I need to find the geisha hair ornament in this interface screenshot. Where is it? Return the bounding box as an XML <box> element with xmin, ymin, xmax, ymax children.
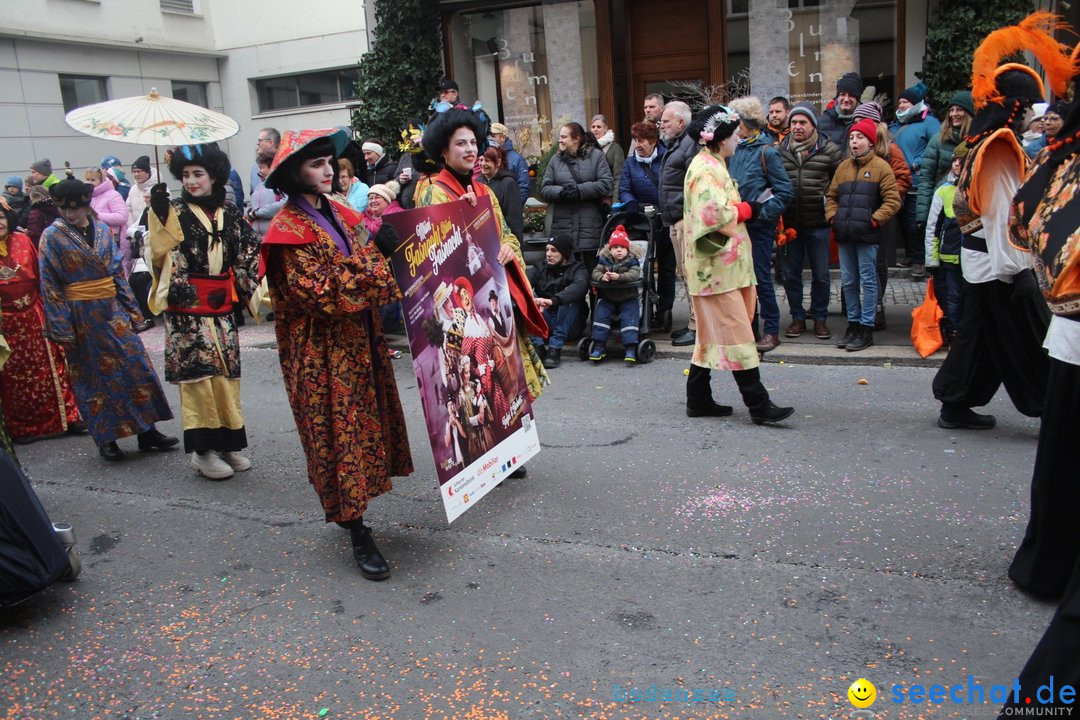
<box><xmin>700</xmin><ymin>106</ymin><xmax>739</xmax><ymax>144</ymax></box>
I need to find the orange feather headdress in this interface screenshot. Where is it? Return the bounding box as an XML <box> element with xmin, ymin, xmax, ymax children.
<box><xmin>971</xmin><ymin>11</ymin><xmax>1079</xmax><ymax>110</ymax></box>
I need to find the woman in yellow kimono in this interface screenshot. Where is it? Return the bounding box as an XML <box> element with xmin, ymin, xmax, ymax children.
<box><xmin>415</xmin><ymin>109</ymin><xmax>547</xmax><ymax>476</ymax></box>
<box><xmin>682</xmin><ymin>104</ymin><xmax>794</xmax><ymax>425</ymax></box>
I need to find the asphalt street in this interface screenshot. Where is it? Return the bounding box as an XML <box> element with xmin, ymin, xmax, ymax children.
<box><xmin>1</xmin><ymin>323</ymin><xmax>1054</xmax><ymax>720</ymax></box>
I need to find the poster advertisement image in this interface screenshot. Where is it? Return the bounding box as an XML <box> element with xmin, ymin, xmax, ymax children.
<box><xmin>382</xmin><ymin>197</ymin><xmax>540</xmax><ymax>523</ymax></box>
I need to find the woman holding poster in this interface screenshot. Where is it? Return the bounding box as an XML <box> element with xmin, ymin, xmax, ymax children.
<box><xmin>259</xmin><ymin>127</ymin><xmax>414</xmax><ymax>582</ymax></box>
<box><xmin>416</xmin><ymin>109</ymin><xmax>547</xmax><ymax>478</ymax></box>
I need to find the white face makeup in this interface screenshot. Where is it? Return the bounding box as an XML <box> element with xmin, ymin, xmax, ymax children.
<box><xmin>182</xmin><ymin>166</ymin><xmax>212</xmax><ymax>197</ymax></box>
<box><xmin>301</xmin><ymin>155</ymin><xmax>335</xmax><ymax>194</ymax></box>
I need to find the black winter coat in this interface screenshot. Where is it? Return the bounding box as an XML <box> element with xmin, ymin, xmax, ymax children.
<box><xmin>817</xmin><ymin>107</ymin><xmax>855</xmax><ymax>148</ymax></box>
<box><xmin>777</xmin><ymin>133</ymin><xmax>843</xmax><ymax>229</ymax></box>
<box><xmin>540</xmin><ymin>148</ymin><xmax>613</xmax><ymax>252</ymax></box>
<box><xmin>364</xmin><ymin>155</ymin><xmax>397</xmax><ymax>187</ymax></box>
<box><xmin>659</xmin><ymin>131</ymin><xmax>700</xmax><ymax>226</ymax></box>
<box><xmin>480</xmin><ymin>169</ymin><xmax>524</xmax><ymax>242</ymax></box>
<box><xmin>526</xmin><ymin>257</ymin><xmax>589</xmax><ymax>309</ymax></box>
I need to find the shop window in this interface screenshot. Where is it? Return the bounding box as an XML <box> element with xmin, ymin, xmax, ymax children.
<box><xmin>59</xmin><ymin>74</ymin><xmax>108</xmax><ymax>113</ymax></box>
<box><xmin>446</xmin><ymin>1</ymin><xmax>599</xmax><ymax>161</ymax></box>
<box><xmin>724</xmin><ymin>0</ymin><xmax>896</xmax><ymax>109</ymax></box>
<box><xmin>254</xmin><ymin>68</ymin><xmax>359</xmax><ymax>113</ymax></box>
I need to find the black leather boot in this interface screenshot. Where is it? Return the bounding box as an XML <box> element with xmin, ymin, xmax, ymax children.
<box><xmin>137</xmin><ymin>426</ymin><xmax>180</xmax><ymax>451</ymax></box>
<box><xmin>98</xmin><ymin>441</ymin><xmax>125</xmax><ymax>461</ymax></box>
<box><xmin>347</xmin><ymin>520</ymin><xmax>391</xmax><ymax>581</ymax></box>
<box><xmin>732</xmin><ymin>367</ymin><xmax>794</xmax><ymax>425</ymax></box>
<box><xmin>686</xmin><ymin>365</ymin><xmax>733</xmax><ymax>417</ymax></box>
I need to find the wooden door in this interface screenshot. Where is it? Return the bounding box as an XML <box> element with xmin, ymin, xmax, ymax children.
<box><xmin>625</xmin><ymin>0</ymin><xmax>724</xmax><ymax>109</ymax></box>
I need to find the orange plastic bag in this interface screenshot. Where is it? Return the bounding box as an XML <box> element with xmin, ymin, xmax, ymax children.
<box><xmin>910</xmin><ymin>277</ymin><xmax>944</xmax><ymax>357</ymax></box>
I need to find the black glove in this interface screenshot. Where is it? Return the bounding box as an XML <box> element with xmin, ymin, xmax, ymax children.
<box><xmin>1011</xmin><ymin>268</ymin><xmax>1039</xmax><ymax>301</ymax></box>
<box><xmin>746</xmin><ymin>201</ymin><xmax>762</xmax><ymax>221</ymax></box>
<box><xmin>149</xmin><ymin>183</ymin><xmax>170</xmax><ymax>222</ymax></box>
<box><xmin>372</xmin><ymin>223</ymin><xmax>398</xmax><ymax>259</ymax></box>
<box><xmin>561</xmin><ymin>184</ymin><xmax>580</xmax><ymax>201</ymax></box>
<box><xmin>915</xmin><ymin>221</ymin><xmax>927</xmax><ymax>239</ymax></box>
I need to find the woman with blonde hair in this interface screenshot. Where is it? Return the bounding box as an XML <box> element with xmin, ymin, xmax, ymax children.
<box><xmin>85</xmin><ymin>166</ymin><xmax>130</xmax><ymax>274</ymax></box>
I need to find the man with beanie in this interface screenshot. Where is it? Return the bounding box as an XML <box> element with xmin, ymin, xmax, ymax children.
<box><xmin>28</xmin><ymin>159</ymin><xmax>59</xmax><ymax>189</ymax></box>
<box><xmin>588</xmin><ymin>224</ymin><xmax>643</xmax><ymax>363</ymax></box>
<box><xmin>526</xmin><ymin>233</ymin><xmax>588</xmax><ymax>368</ymax></box>
<box><xmin>889</xmin><ymin>81</ymin><xmax>941</xmax><ymax>279</ymax></box>
<box><xmin>818</xmin><ymin>72</ymin><xmax>864</xmax><ymax>146</ymax></box>
<box><xmin>777</xmin><ymin>102</ymin><xmax>843</xmax><ymax>340</ymax></box>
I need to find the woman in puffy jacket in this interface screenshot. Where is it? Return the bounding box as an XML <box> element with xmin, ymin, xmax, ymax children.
<box><xmin>85</xmin><ymin>167</ymin><xmax>131</xmax><ymax>275</ymax></box>
<box><xmin>540</xmin><ymin>122</ymin><xmax>613</xmax><ymax>274</ymax></box>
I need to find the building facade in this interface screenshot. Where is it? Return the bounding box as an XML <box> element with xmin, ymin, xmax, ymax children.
<box><xmin>0</xmin><ymin>0</ymin><xmax>367</xmax><ymax>186</ymax></box>
<box><xmin>440</xmin><ymin>0</ymin><xmax>932</xmax><ymax>160</ymax></box>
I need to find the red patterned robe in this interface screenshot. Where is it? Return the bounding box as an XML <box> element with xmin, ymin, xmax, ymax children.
<box><xmin>0</xmin><ymin>231</ymin><xmax>81</xmax><ymax>440</ymax></box>
<box><xmin>261</xmin><ymin>198</ymin><xmax>413</xmax><ymax>523</ymax></box>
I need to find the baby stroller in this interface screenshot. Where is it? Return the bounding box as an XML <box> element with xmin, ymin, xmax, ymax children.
<box><xmin>576</xmin><ymin>206</ymin><xmax>658</xmax><ymax>363</ymax></box>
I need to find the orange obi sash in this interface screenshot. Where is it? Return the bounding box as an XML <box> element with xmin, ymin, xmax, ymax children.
<box><xmin>64</xmin><ymin>277</ymin><xmax>116</xmax><ymax>301</ymax></box>
<box><xmin>166</xmin><ymin>270</ymin><xmax>238</xmax><ymax>316</ymax></box>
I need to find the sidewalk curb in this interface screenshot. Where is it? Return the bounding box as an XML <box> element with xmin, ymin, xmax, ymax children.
<box><xmin>652</xmin><ymin>341</ymin><xmax>945</xmax><ymax>368</ymax></box>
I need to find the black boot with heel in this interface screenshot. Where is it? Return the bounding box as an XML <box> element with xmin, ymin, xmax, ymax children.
<box><xmin>685</xmin><ymin>364</ymin><xmax>733</xmax><ymax>417</ymax></box>
<box><xmin>732</xmin><ymin>367</ymin><xmax>794</xmax><ymax>425</ymax></box>
<box><xmin>346</xmin><ymin>518</ymin><xmax>391</xmax><ymax>581</ymax></box>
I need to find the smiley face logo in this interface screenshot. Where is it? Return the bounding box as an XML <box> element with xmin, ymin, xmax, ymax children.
<box><xmin>848</xmin><ymin>678</ymin><xmax>877</xmax><ymax>708</ymax></box>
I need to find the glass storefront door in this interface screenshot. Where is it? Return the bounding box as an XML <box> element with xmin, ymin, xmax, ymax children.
<box><xmin>446</xmin><ymin>1</ymin><xmax>600</xmax><ymax>161</ymax></box>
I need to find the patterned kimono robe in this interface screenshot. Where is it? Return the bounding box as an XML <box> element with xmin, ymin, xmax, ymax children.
<box><xmin>417</xmin><ymin>170</ymin><xmax>548</xmax><ymax>400</ymax></box>
<box><xmin>0</xmin><ymin>231</ymin><xmax>81</xmax><ymax>439</ymax></box>
<box><xmin>38</xmin><ymin>218</ymin><xmax>173</xmax><ymax>445</ymax></box>
<box><xmin>261</xmin><ymin>198</ymin><xmax>413</xmax><ymax>524</ymax></box>
<box><xmin>0</xmin><ymin>321</ymin><xmax>15</xmax><ymax>458</ymax></box>
<box><xmin>148</xmin><ymin>200</ymin><xmax>261</xmax><ymax>453</ymax></box>
<box><xmin>682</xmin><ymin>148</ymin><xmax>759</xmax><ymax>371</ymax></box>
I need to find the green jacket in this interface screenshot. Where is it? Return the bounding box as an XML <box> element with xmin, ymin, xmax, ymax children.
<box><xmin>916</xmin><ymin>128</ymin><xmax>962</xmax><ymax>224</ymax></box>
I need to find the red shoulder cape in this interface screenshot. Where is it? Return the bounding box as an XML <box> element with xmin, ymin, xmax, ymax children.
<box><xmin>258</xmin><ymin>197</ymin><xmax>365</xmax><ymax>278</ymax></box>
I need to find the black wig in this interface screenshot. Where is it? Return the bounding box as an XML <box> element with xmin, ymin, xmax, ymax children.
<box><xmin>264</xmin><ymin>137</ymin><xmax>341</xmax><ymax>196</ymax></box>
<box><xmin>687</xmin><ymin>104</ymin><xmax>741</xmax><ymax>150</ymax></box>
<box><xmin>167</xmin><ymin>144</ymin><xmax>232</xmax><ymax>187</ymax></box>
<box><xmin>422</xmin><ymin>108</ymin><xmax>488</xmax><ymax>167</ymax></box>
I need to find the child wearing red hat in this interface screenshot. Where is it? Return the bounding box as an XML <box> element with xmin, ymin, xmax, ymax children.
<box><xmin>825</xmin><ymin>120</ymin><xmax>902</xmax><ymax>352</ymax></box>
<box><xmin>589</xmin><ymin>225</ymin><xmax>643</xmax><ymax>362</ymax></box>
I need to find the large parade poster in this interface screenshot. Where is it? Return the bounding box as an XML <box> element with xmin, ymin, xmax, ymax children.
<box><xmin>382</xmin><ymin>197</ymin><xmax>540</xmax><ymax>523</ymax></box>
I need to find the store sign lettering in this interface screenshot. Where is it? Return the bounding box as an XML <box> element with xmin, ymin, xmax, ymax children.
<box><xmin>784</xmin><ymin>9</ymin><xmax>823</xmax><ymax>85</ymax></box>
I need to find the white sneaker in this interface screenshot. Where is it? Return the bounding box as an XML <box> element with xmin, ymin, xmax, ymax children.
<box><xmin>220</xmin><ymin>451</ymin><xmax>251</xmax><ymax>472</ymax></box>
<box><xmin>190</xmin><ymin>451</ymin><xmax>234</xmax><ymax>480</ymax></box>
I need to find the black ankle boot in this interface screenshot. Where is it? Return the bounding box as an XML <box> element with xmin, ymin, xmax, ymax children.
<box><xmin>732</xmin><ymin>367</ymin><xmax>794</xmax><ymax>425</ymax></box>
<box><xmin>686</xmin><ymin>365</ymin><xmax>733</xmax><ymax>417</ymax></box>
<box><xmin>137</xmin><ymin>426</ymin><xmax>180</xmax><ymax>451</ymax></box>
<box><xmin>348</xmin><ymin>521</ymin><xmax>390</xmax><ymax>581</ymax></box>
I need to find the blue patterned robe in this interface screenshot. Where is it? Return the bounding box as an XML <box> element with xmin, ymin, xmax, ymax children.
<box><xmin>38</xmin><ymin>218</ymin><xmax>173</xmax><ymax>445</ymax></box>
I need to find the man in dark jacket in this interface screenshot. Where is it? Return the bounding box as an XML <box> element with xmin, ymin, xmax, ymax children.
<box><xmin>362</xmin><ymin>139</ymin><xmax>397</xmax><ymax>187</ymax></box>
<box><xmin>817</xmin><ymin>72</ymin><xmax>863</xmax><ymax>147</ymax></box>
<box><xmin>658</xmin><ymin>100</ymin><xmax>699</xmax><ymax>346</ymax></box>
<box><xmin>776</xmin><ymin>103</ymin><xmax>843</xmax><ymax>340</ymax></box>
<box><xmin>491</xmin><ymin>123</ymin><xmax>531</xmax><ymax>205</ymax></box>
<box><xmin>526</xmin><ymin>234</ymin><xmax>588</xmax><ymax>368</ymax></box>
